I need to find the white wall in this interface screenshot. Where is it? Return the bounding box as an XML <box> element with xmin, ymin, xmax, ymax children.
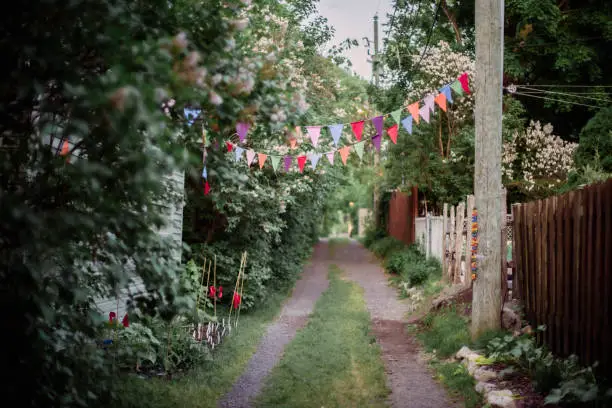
<box><xmin>415</xmin><ymin>215</ymin><xmax>444</xmax><ymax>262</ymax></box>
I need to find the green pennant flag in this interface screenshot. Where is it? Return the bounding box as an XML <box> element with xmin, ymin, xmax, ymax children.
<box><xmin>450</xmin><ymin>80</ymin><xmax>464</xmax><ymax>96</ymax></box>
<box><xmin>390</xmin><ymin>109</ymin><xmax>402</xmax><ymax>125</ymax></box>
<box><xmin>354</xmin><ymin>141</ymin><xmax>365</xmax><ymax>160</ymax></box>
<box><xmin>271</xmin><ymin>155</ymin><xmax>281</xmax><ymax>172</ymax></box>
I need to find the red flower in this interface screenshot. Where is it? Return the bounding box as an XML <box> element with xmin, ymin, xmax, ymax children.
<box><xmin>122</xmin><ymin>314</ymin><xmax>129</xmax><ymax>328</ymax></box>
<box><xmin>232</xmin><ymin>292</ymin><xmax>241</xmax><ymax>309</ymax></box>
<box><xmin>217</xmin><ymin>286</ymin><xmax>223</xmax><ymax>299</ymax></box>
<box><xmin>208</xmin><ymin>286</ymin><xmax>216</xmax><ymax>298</ymax></box>
<box><xmin>109</xmin><ymin>312</ymin><xmax>116</xmax><ymax>323</ymax></box>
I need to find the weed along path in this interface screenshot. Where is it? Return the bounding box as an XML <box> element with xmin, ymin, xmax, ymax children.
<box><xmin>218</xmin><ymin>242</ymin><xmax>330</xmax><ymax>408</ymax></box>
<box><xmin>332</xmin><ymin>240</ymin><xmax>457</xmax><ymax>408</ymax></box>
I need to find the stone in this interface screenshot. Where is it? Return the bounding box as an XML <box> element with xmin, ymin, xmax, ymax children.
<box><xmin>487</xmin><ymin>389</ymin><xmax>516</xmax><ymax>408</ymax></box>
<box><xmin>456</xmin><ymin>346</ymin><xmax>481</xmax><ymax>362</ymax></box>
<box><xmin>466</xmin><ymin>360</ymin><xmax>479</xmax><ymax>375</ymax></box>
<box><xmin>474</xmin><ymin>368</ymin><xmax>497</xmax><ymax>382</ymax></box>
<box><xmin>501</xmin><ymin>306</ymin><xmax>521</xmax><ymax>332</ymax></box>
<box><xmin>475</xmin><ymin>381</ymin><xmax>496</xmax><ymax>395</ymax></box>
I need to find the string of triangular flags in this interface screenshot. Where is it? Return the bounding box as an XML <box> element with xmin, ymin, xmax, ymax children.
<box><xmin>199</xmin><ymin>72</ymin><xmax>470</xmax><ymax>194</ymax></box>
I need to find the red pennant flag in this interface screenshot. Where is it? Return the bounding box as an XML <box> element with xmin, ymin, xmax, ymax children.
<box><xmin>122</xmin><ymin>314</ymin><xmax>129</xmax><ymax>328</ymax></box>
<box><xmin>232</xmin><ymin>292</ymin><xmax>241</xmax><ymax>309</ymax></box>
<box><xmin>387</xmin><ymin>124</ymin><xmax>398</xmax><ymax>144</ymax></box>
<box><xmin>408</xmin><ymin>102</ymin><xmax>420</xmax><ymax>124</ymax></box>
<box><xmin>60</xmin><ymin>140</ymin><xmax>70</xmax><ymax>156</ymax></box>
<box><xmin>434</xmin><ymin>93</ymin><xmax>447</xmax><ymax>112</ymax></box>
<box><xmin>350</xmin><ymin>120</ymin><xmax>365</xmax><ymax>141</ymax></box>
<box><xmin>297</xmin><ymin>155</ymin><xmax>307</xmax><ymax>173</ymax></box>
<box><xmin>459</xmin><ymin>73</ymin><xmax>471</xmax><ymax>94</ymax></box>
<box><xmin>204</xmin><ymin>180</ymin><xmax>210</xmax><ymax>195</ymax></box>
<box><xmin>226</xmin><ymin>141</ymin><xmax>234</xmax><ymax>152</ymax></box>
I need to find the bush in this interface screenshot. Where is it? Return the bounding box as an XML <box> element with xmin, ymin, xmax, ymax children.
<box><xmin>362</xmin><ymin>227</ymin><xmax>387</xmax><ymax>249</ymax></box>
<box><xmin>383</xmin><ymin>245</ymin><xmax>442</xmax><ymax>287</ymax></box>
<box><xmin>369</xmin><ymin>236</ymin><xmax>405</xmax><ymax>258</ymax></box>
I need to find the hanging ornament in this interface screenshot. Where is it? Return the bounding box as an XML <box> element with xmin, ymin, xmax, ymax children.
<box><xmin>122</xmin><ymin>314</ymin><xmax>129</xmax><ymax>328</ymax></box>
<box><xmin>232</xmin><ymin>292</ymin><xmax>242</xmax><ymax>309</ymax></box>
<box><xmin>470</xmin><ymin>208</ymin><xmax>478</xmax><ymax>281</ymax></box>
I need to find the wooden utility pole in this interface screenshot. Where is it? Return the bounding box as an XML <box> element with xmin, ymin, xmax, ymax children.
<box><xmin>471</xmin><ymin>0</ymin><xmax>504</xmax><ymax>339</ymax></box>
<box><xmin>372</xmin><ymin>14</ymin><xmax>381</xmax><ymax>228</ymax></box>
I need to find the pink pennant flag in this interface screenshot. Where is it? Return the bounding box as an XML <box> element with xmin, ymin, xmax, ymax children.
<box><xmin>387</xmin><ymin>124</ymin><xmax>398</xmax><ymax>144</ymax></box>
<box><xmin>257</xmin><ymin>153</ymin><xmax>267</xmax><ymax>169</ymax></box>
<box><xmin>306</xmin><ymin>126</ymin><xmax>321</xmax><ymax>147</ymax></box>
<box><xmin>424</xmin><ymin>94</ymin><xmax>435</xmax><ymax>113</ymax></box>
<box><xmin>419</xmin><ymin>105</ymin><xmax>430</xmax><ymax>123</ymax></box>
<box><xmin>236</xmin><ymin>122</ymin><xmax>250</xmax><ymax>143</ymax></box>
<box><xmin>459</xmin><ymin>72</ymin><xmax>471</xmax><ymax>94</ymax></box>
<box><xmin>289</xmin><ymin>137</ymin><xmax>298</xmax><ymax>149</ymax></box>
<box><xmin>246</xmin><ymin>150</ymin><xmax>256</xmax><ymax>166</ymax></box>
<box><xmin>297</xmin><ymin>155</ymin><xmax>307</xmax><ymax>173</ymax></box>
<box><xmin>339</xmin><ymin>146</ymin><xmax>351</xmax><ymax>165</ymax></box>
<box><xmin>351</xmin><ymin>120</ymin><xmax>365</xmax><ymax>141</ymax></box>
<box><xmin>326</xmin><ymin>151</ymin><xmax>335</xmax><ymax>165</ymax></box>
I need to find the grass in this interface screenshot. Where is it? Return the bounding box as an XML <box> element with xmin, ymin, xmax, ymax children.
<box><xmin>255</xmin><ymin>266</ymin><xmax>389</xmax><ymax>408</ymax></box>
<box><xmin>431</xmin><ymin>360</ymin><xmax>482</xmax><ymax>408</ymax></box>
<box><xmin>114</xmin><ymin>290</ymin><xmax>291</xmax><ymax>408</ymax></box>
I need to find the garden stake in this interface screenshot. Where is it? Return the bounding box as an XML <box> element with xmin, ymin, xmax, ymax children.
<box><xmin>196</xmin><ymin>257</ymin><xmax>207</xmax><ymax>311</ymax></box>
<box><xmin>235</xmin><ymin>252</ymin><xmax>248</xmax><ymax>328</ymax></box>
<box><xmin>228</xmin><ymin>252</ymin><xmax>245</xmax><ymax>325</ymax></box>
<box><xmin>112</xmin><ymin>294</ymin><xmax>119</xmax><ymax>367</ymax></box>
<box><xmin>213</xmin><ymin>254</ymin><xmax>217</xmax><ymax>318</ymax></box>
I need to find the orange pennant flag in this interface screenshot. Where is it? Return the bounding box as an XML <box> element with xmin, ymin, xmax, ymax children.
<box><xmin>60</xmin><ymin>140</ymin><xmax>70</xmax><ymax>156</ymax></box>
<box><xmin>387</xmin><ymin>124</ymin><xmax>398</xmax><ymax>144</ymax></box>
<box><xmin>408</xmin><ymin>102</ymin><xmax>420</xmax><ymax>124</ymax></box>
<box><xmin>297</xmin><ymin>155</ymin><xmax>307</xmax><ymax>173</ymax></box>
<box><xmin>434</xmin><ymin>93</ymin><xmax>447</xmax><ymax>112</ymax></box>
<box><xmin>289</xmin><ymin>137</ymin><xmax>297</xmax><ymax>149</ymax></box>
<box><xmin>339</xmin><ymin>146</ymin><xmax>351</xmax><ymax>165</ymax></box>
<box><xmin>258</xmin><ymin>153</ymin><xmax>268</xmax><ymax>169</ymax></box>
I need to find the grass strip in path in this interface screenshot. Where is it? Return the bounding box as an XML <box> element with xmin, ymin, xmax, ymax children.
<box><xmin>115</xmin><ymin>291</ymin><xmax>289</xmax><ymax>408</ymax></box>
<box><xmin>255</xmin><ymin>265</ymin><xmax>389</xmax><ymax>408</ymax></box>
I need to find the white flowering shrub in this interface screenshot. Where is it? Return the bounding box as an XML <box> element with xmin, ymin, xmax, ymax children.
<box><xmin>503</xmin><ymin>121</ymin><xmax>578</xmax><ymax>194</ymax></box>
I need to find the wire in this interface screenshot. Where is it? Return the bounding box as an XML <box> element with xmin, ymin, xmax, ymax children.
<box><xmin>515</xmin><ymin>86</ymin><xmax>611</xmax><ymax>104</ymax></box>
<box><xmin>411</xmin><ymin>0</ymin><xmax>441</xmax><ymax>74</ymax></box>
<box><xmin>509</xmin><ymin>91</ymin><xmax>604</xmax><ymax>110</ymax></box>
<box><xmin>513</xmin><ymin>84</ymin><xmax>612</xmax><ymax>88</ymax></box>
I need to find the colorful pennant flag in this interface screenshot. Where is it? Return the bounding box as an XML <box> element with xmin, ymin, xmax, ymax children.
<box><xmin>372</xmin><ymin>133</ymin><xmax>381</xmax><ymax>151</ymax></box>
<box><xmin>434</xmin><ymin>93</ymin><xmax>447</xmax><ymax>112</ymax></box>
<box><xmin>354</xmin><ymin>141</ymin><xmax>365</xmax><ymax>160</ymax></box>
<box><xmin>401</xmin><ymin>116</ymin><xmax>413</xmax><ymax>134</ymax></box>
<box><xmin>459</xmin><ymin>73</ymin><xmax>471</xmax><ymax>94</ymax></box>
<box><xmin>246</xmin><ymin>150</ymin><xmax>256</xmax><ymax>166</ymax></box>
<box><xmin>226</xmin><ymin>141</ymin><xmax>234</xmax><ymax>152</ymax></box>
<box><xmin>294</xmin><ymin>126</ymin><xmax>303</xmax><ymax>140</ymax></box>
<box><xmin>408</xmin><ymin>102</ymin><xmax>420</xmax><ymax>124</ymax></box>
<box><xmin>289</xmin><ymin>137</ymin><xmax>298</xmax><ymax>149</ymax></box>
<box><xmin>390</xmin><ymin>109</ymin><xmax>402</xmax><ymax>125</ymax></box>
<box><xmin>306</xmin><ymin>126</ymin><xmax>321</xmax><ymax>147</ymax></box>
<box><xmin>387</xmin><ymin>124</ymin><xmax>398</xmax><ymax>144</ymax></box>
<box><xmin>297</xmin><ymin>155</ymin><xmax>307</xmax><ymax>173</ymax></box>
<box><xmin>258</xmin><ymin>153</ymin><xmax>267</xmax><ymax>169</ymax></box>
<box><xmin>450</xmin><ymin>80</ymin><xmax>464</xmax><ymax>96</ymax></box>
<box><xmin>236</xmin><ymin>122</ymin><xmax>250</xmax><ymax>143</ymax></box>
<box><xmin>326</xmin><ymin>151</ymin><xmax>335</xmax><ymax>165</ymax></box>
<box><xmin>328</xmin><ymin>124</ymin><xmax>344</xmax><ymax>146</ymax></box>
<box><xmin>350</xmin><ymin>120</ymin><xmax>365</xmax><ymax>141</ymax></box>
<box><xmin>202</xmin><ymin>167</ymin><xmax>208</xmax><ymax>179</ymax></box>
<box><xmin>339</xmin><ymin>146</ymin><xmax>351</xmax><ymax>165</ymax></box>
<box><xmin>204</xmin><ymin>180</ymin><xmax>210</xmax><ymax>195</ymax></box>
<box><xmin>441</xmin><ymin>85</ymin><xmax>453</xmax><ymax>104</ymax></box>
<box><xmin>309</xmin><ymin>153</ymin><xmax>322</xmax><ymax>170</ymax></box>
<box><xmin>60</xmin><ymin>140</ymin><xmax>70</xmax><ymax>156</ymax></box>
<box><xmin>419</xmin><ymin>105</ymin><xmax>431</xmax><ymax>123</ymax></box>
<box><xmin>234</xmin><ymin>146</ymin><xmax>244</xmax><ymax>162</ymax></box>
<box><xmin>271</xmin><ymin>155</ymin><xmax>281</xmax><ymax>172</ymax></box>
<box><xmin>284</xmin><ymin>155</ymin><xmax>293</xmax><ymax>172</ymax></box>
<box><xmin>372</xmin><ymin>116</ymin><xmax>384</xmax><ymax>137</ymax></box>
<box><xmin>184</xmin><ymin>108</ymin><xmax>200</xmax><ymax>126</ymax></box>
<box><xmin>424</xmin><ymin>94</ymin><xmax>435</xmax><ymax>113</ymax></box>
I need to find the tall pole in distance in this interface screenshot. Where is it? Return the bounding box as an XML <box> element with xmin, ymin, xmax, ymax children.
<box><xmin>372</xmin><ymin>14</ymin><xmax>381</xmax><ymax>229</ymax></box>
<box><xmin>471</xmin><ymin>0</ymin><xmax>504</xmax><ymax>339</ymax></box>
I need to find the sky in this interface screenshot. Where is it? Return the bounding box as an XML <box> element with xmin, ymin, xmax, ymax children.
<box><xmin>317</xmin><ymin>0</ymin><xmax>395</xmax><ymax>80</ymax></box>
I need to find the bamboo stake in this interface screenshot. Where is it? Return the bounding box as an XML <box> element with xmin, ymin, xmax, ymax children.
<box><xmin>228</xmin><ymin>252</ymin><xmax>245</xmax><ymax>323</ymax></box>
<box><xmin>235</xmin><ymin>252</ymin><xmax>248</xmax><ymax>328</ymax></box>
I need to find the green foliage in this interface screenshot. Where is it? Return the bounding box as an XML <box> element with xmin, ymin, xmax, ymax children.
<box><xmin>485</xmin><ymin>331</ymin><xmax>612</xmax><ymax>404</ymax></box>
<box><xmin>418</xmin><ymin>307</ymin><xmax>471</xmax><ymax>359</ymax></box>
<box><xmin>575</xmin><ymin>108</ymin><xmax>612</xmax><ymax>173</ymax></box>
<box><xmin>369</xmin><ymin>236</ymin><xmax>405</xmax><ymax>259</ymax></box>
<box><xmin>431</xmin><ymin>361</ymin><xmax>483</xmax><ymax>408</ymax></box>
<box><xmin>383</xmin><ymin>244</ymin><xmax>441</xmax><ymax>288</ymax></box>
<box><xmin>256</xmin><ymin>266</ymin><xmax>389</xmax><ymax>407</ymax></box>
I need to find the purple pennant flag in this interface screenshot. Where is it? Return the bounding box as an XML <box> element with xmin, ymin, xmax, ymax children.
<box><xmin>372</xmin><ymin>116</ymin><xmax>384</xmax><ymax>138</ymax></box>
<box><xmin>306</xmin><ymin>126</ymin><xmax>321</xmax><ymax>147</ymax></box>
<box><xmin>424</xmin><ymin>94</ymin><xmax>435</xmax><ymax>113</ymax></box>
<box><xmin>284</xmin><ymin>155</ymin><xmax>293</xmax><ymax>172</ymax></box>
<box><xmin>372</xmin><ymin>133</ymin><xmax>381</xmax><ymax>151</ymax></box>
<box><xmin>328</xmin><ymin>124</ymin><xmax>344</xmax><ymax>146</ymax></box>
<box><xmin>419</xmin><ymin>105</ymin><xmax>431</xmax><ymax>123</ymax></box>
<box><xmin>236</xmin><ymin>122</ymin><xmax>250</xmax><ymax>143</ymax></box>
<box><xmin>440</xmin><ymin>85</ymin><xmax>453</xmax><ymax>104</ymax></box>
<box><xmin>401</xmin><ymin>116</ymin><xmax>413</xmax><ymax>134</ymax></box>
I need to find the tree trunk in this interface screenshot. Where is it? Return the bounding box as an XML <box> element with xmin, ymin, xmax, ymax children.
<box><xmin>441</xmin><ymin>0</ymin><xmax>462</xmax><ymax>45</ymax></box>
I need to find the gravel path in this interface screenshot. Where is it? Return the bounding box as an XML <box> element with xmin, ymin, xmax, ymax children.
<box><xmin>218</xmin><ymin>242</ymin><xmax>329</xmax><ymax>408</ymax></box>
<box><xmin>332</xmin><ymin>240</ymin><xmax>457</xmax><ymax>408</ymax></box>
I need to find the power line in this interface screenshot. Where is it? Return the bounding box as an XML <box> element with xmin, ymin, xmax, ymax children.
<box><xmin>515</xmin><ymin>86</ymin><xmax>611</xmax><ymax>104</ymax></box>
<box><xmin>509</xmin><ymin>91</ymin><xmax>605</xmax><ymax>110</ymax></box>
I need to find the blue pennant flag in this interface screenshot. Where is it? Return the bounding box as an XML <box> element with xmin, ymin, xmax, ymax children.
<box><xmin>401</xmin><ymin>116</ymin><xmax>413</xmax><ymax>134</ymax></box>
<box><xmin>328</xmin><ymin>124</ymin><xmax>344</xmax><ymax>146</ymax></box>
<box><xmin>202</xmin><ymin>167</ymin><xmax>207</xmax><ymax>179</ymax></box>
<box><xmin>440</xmin><ymin>85</ymin><xmax>453</xmax><ymax>104</ymax></box>
<box><xmin>184</xmin><ymin>107</ymin><xmax>201</xmax><ymax>126</ymax></box>
<box><xmin>234</xmin><ymin>146</ymin><xmax>244</xmax><ymax>162</ymax></box>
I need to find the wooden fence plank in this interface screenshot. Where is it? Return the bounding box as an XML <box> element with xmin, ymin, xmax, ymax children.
<box><xmin>603</xmin><ymin>181</ymin><xmax>612</xmax><ymax>369</ymax></box>
<box><xmin>454</xmin><ymin>201</ymin><xmax>465</xmax><ymax>284</ymax></box>
<box><xmin>563</xmin><ymin>191</ymin><xmax>572</xmax><ymax>356</ymax></box>
<box><xmin>549</xmin><ymin>196</ymin><xmax>559</xmax><ymax>354</ymax></box>
<box><xmin>573</xmin><ymin>190</ymin><xmax>582</xmax><ymax>360</ymax></box>
<box><xmin>542</xmin><ymin>197</ymin><xmax>550</xmax><ymax>346</ymax></box>
<box><xmin>584</xmin><ymin>186</ymin><xmax>594</xmax><ymax>364</ymax></box>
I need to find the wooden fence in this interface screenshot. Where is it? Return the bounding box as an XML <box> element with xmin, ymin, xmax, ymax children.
<box><xmin>387</xmin><ymin>187</ymin><xmax>418</xmax><ymax>246</ymax></box>
<box><xmin>512</xmin><ymin>179</ymin><xmax>612</xmax><ymax>372</ymax></box>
